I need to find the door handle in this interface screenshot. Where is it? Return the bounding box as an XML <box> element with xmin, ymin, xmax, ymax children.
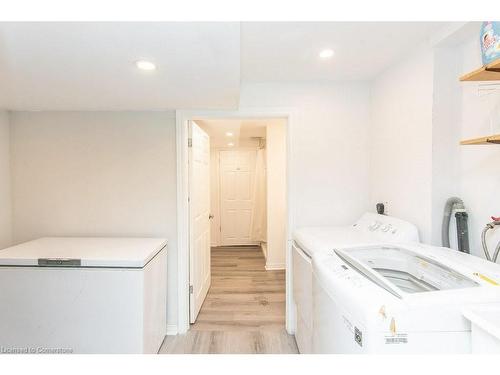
<box><xmin>209</xmin><ymin>214</ymin><xmax>214</xmax><ymax>220</ymax></box>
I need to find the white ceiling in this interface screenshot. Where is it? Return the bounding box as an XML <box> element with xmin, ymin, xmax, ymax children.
<box><xmin>0</xmin><ymin>22</ymin><xmax>454</xmax><ymax>110</ymax></box>
<box><xmin>196</xmin><ymin>119</ymin><xmax>267</xmax><ymax>148</ymax></box>
<box><xmin>0</xmin><ymin>22</ymin><xmax>240</xmax><ymax>110</ymax></box>
<box><xmin>241</xmin><ymin>22</ymin><xmax>449</xmax><ymax>82</ymax></box>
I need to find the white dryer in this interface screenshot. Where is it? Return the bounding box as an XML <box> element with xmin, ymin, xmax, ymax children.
<box><xmin>312</xmin><ymin>243</ymin><xmax>500</xmax><ymax>353</ymax></box>
<box><xmin>292</xmin><ymin>212</ymin><xmax>419</xmax><ymax>353</ymax></box>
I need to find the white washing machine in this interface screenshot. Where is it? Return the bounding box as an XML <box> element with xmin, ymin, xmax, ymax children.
<box><xmin>0</xmin><ymin>237</ymin><xmax>167</xmax><ymax>354</ymax></box>
<box><xmin>312</xmin><ymin>243</ymin><xmax>500</xmax><ymax>353</ymax></box>
<box><xmin>292</xmin><ymin>212</ymin><xmax>419</xmax><ymax>353</ymax></box>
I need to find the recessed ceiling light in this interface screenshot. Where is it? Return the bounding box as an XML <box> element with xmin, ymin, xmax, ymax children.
<box><xmin>319</xmin><ymin>49</ymin><xmax>334</xmax><ymax>59</ymax></box>
<box><xmin>135</xmin><ymin>60</ymin><xmax>156</xmax><ymax>71</ymax></box>
<box><xmin>225</xmin><ymin>132</ymin><xmax>234</xmax><ymax>137</ymax></box>
<box><xmin>227</xmin><ymin>142</ymin><xmax>234</xmax><ymax>147</ymax></box>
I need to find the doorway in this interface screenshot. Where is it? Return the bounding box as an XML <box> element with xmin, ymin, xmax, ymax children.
<box><xmin>172</xmin><ymin>112</ymin><xmax>293</xmax><ymax>353</ymax></box>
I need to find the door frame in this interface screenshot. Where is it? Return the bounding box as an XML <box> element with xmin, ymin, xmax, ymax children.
<box><xmin>176</xmin><ymin>108</ymin><xmax>297</xmax><ymax>335</ymax></box>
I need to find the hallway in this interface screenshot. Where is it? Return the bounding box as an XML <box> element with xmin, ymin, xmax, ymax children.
<box><xmin>159</xmin><ymin>246</ymin><xmax>298</xmax><ymax>354</ymax></box>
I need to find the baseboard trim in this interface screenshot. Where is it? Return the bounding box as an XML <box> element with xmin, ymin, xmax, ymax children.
<box><xmin>166</xmin><ymin>324</ymin><xmax>178</xmax><ymax>336</ymax></box>
<box><xmin>216</xmin><ymin>243</ymin><xmax>261</xmax><ymax>248</ymax></box>
<box><xmin>261</xmin><ymin>242</ymin><xmax>268</xmax><ymax>260</ymax></box>
<box><xmin>265</xmin><ymin>263</ymin><xmax>285</xmax><ymax>271</ymax></box>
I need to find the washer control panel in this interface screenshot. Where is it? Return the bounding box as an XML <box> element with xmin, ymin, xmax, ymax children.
<box><xmin>353</xmin><ymin>212</ymin><xmax>419</xmax><ymax>242</ymax></box>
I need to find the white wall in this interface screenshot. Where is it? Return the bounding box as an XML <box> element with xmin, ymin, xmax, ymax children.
<box><xmin>0</xmin><ymin>111</ymin><xmax>12</xmax><ymax>249</ymax></box>
<box><xmin>430</xmin><ymin>47</ymin><xmax>462</xmax><ymax>245</ymax></box>
<box><xmin>369</xmin><ymin>49</ymin><xmax>435</xmax><ymax>243</ymax></box>
<box><xmin>239</xmin><ymin>82</ymin><xmax>372</xmax><ymax>229</ymax></box>
<box><xmin>266</xmin><ymin>119</ymin><xmax>287</xmax><ymax>269</ymax></box>
<box><xmin>9</xmin><ymin>111</ymin><xmax>178</xmax><ymax>328</ymax></box>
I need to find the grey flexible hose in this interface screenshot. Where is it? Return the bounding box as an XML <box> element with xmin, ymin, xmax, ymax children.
<box><xmin>481</xmin><ymin>221</ymin><xmax>500</xmax><ymax>262</ymax></box>
<box><xmin>493</xmin><ymin>241</ymin><xmax>500</xmax><ymax>263</ymax></box>
<box><xmin>481</xmin><ymin>225</ymin><xmax>492</xmax><ymax>261</ymax></box>
<box><xmin>442</xmin><ymin>197</ymin><xmax>465</xmax><ymax>248</ymax></box>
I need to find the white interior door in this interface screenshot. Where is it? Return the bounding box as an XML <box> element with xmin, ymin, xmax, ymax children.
<box><xmin>189</xmin><ymin>121</ymin><xmax>211</xmax><ymax>323</ymax></box>
<box><xmin>219</xmin><ymin>150</ymin><xmax>257</xmax><ymax>246</ymax></box>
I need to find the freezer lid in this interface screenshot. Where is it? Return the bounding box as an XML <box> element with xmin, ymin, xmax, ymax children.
<box><xmin>0</xmin><ymin>237</ymin><xmax>167</xmax><ymax>268</ymax></box>
<box><xmin>334</xmin><ymin>245</ymin><xmax>479</xmax><ymax>298</ymax></box>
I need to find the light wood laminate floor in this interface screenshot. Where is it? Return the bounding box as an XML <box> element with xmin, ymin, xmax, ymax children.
<box><xmin>159</xmin><ymin>246</ymin><xmax>298</xmax><ymax>354</ymax></box>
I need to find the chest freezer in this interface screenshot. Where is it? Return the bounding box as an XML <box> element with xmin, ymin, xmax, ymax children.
<box><xmin>0</xmin><ymin>237</ymin><xmax>167</xmax><ymax>354</ymax></box>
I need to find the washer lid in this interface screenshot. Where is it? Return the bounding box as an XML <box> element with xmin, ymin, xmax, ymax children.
<box><xmin>334</xmin><ymin>245</ymin><xmax>479</xmax><ymax>298</ymax></box>
<box><xmin>0</xmin><ymin>237</ymin><xmax>167</xmax><ymax>268</ymax></box>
